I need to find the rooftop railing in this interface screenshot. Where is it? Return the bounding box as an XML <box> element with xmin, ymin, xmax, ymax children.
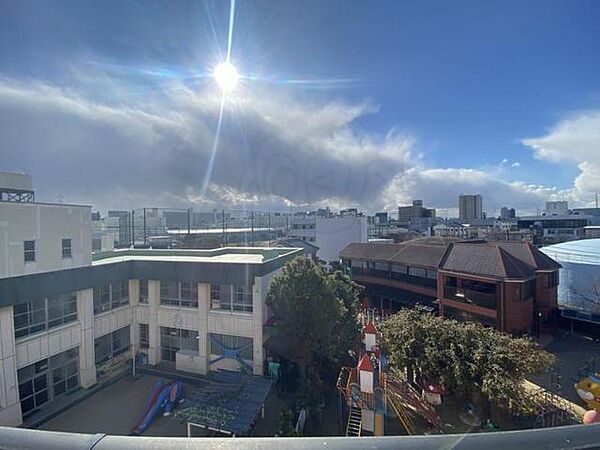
<box><xmin>0</xmin><ymin>424</ymin><xmax>599</xmax><ymax>449</ymax></box>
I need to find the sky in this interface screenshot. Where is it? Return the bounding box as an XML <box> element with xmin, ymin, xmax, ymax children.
<box><xmin>1</xmin><ymin>0</ymin><xmax>600</xmax><ymax>217</ymax></box>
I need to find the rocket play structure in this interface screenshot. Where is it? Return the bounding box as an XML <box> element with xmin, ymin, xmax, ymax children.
<box><xmin>336</xmin><ymin>320</ymin><xmax>443</xmax><ymax>436</ymax></box>
<box><xmin>132</xmin><ymin>380</ymin><xmax>185</xmax><ymax>435</ymax></box>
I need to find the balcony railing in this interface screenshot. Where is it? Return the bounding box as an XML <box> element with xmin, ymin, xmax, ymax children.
<box><xmin>351</xmin><ymin>267</ymin><xmax>437</xmax><ymax>289</ymax></box>
<box><xmin>0</xmin><ymin>424</ymin><xmax>599</xmax><ymax>449</ymax></box>
<box><xmin>444</xmin><ymin>286</ymin><xmax>497</xmax><ymax>310</ymax></box>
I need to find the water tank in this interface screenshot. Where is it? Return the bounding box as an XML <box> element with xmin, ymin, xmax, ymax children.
<box><xmin>541</xmin><ymin>239</ymin><xmax>600</xmax><ymax>314</ymax></box>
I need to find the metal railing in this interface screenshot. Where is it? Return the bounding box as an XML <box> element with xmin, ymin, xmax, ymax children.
<box><xmin>0</xmin><ymin>425</ymin><xmax>599</xmax><ymax>449</ymax></box>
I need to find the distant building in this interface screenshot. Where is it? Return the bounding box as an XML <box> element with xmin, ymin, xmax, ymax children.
<box><xmin>289</xmin><ymin>214</ymin><xmax>368</xmax><ymax>265</ymax></box>
<box><xmin>374</xmin><ymin>212</ymin><xmax>389</xmax><ymax>224</ymax></box>
<box><xmin>517</xmin><ymin>215</ymin><xmax>591</xmax><ymax>245</ymax></box>
<box><xmin>499</xmin><ymin>206</ymin><xmax>516</xmax><ymax>220</ymax></box>
<box><xmin>340</xmin><ymin>238</ymin><xmax>560</xmax><ymax>336</ymax></box>
<box><xmin>398</xmin><ymin>200</ymin><xmax>436</xmax><ymax>225</ymax></box>
<box><xmin>545</xmin><ymin>201</ymin><xmax>569</xmax><ymax>216</ymax></box>
<box><xmin>458</xmin><ymin>194</ymin><xmax>483</xmax><ymax>220</ymax></box>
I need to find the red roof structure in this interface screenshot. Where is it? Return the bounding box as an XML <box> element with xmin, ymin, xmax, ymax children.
<box><xmin>357</xmin><ymin>353</ymin><xmax>374</xmax><ymax>372</ymax></box>
<box><xmin>363</xmin><ymin>321</ymin><xmax>377</xmax><ymax>334</ymax></box>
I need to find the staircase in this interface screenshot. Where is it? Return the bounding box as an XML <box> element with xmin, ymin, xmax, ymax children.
<box><xmin>345</xmin><ymin>406</ymin><xmax>362</xmax><ymax>436</ymax></box>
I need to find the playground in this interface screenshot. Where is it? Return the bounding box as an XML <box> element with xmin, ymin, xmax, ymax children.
<box><xmin>335</xmin><ymin>310</ymin><xmax>584</xmax><ymax>437</ymax></box>
<box><xmin>41</xmin><ymin>371</ymin><xmax>274</xmax><ymax>437</ymax></box>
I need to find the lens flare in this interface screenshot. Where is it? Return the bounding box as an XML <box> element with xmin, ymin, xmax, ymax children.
<box><xmin>213</xmin><ymin>62</ymin><xmax>239</xmax><ymax>92</ymax></box>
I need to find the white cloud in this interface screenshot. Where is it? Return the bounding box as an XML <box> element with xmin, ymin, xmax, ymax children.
<box><xmin>0</xmin><ymin>76</ymin><xmax>564</xmax><ymax>216</ymax></box>
<box><xmin>522</xmin><ymin>111</ymin><xmax>600</xmax><ymax>204</ymax></box>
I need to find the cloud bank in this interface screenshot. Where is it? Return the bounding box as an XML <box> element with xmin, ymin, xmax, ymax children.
<box><xmin>0</xmin><ymin>76</ymin><xmax>571</xmax><ymax>215</ymax></box>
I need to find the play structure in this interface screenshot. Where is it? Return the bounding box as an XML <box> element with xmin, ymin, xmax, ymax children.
<box><xmin>576</xmin><ymin>373</ymin><xmax>600</xmax><ymax>411</ymax></box>
<box><xmin>132</xmin><ymin>380</ymin><xmax>185</xmax><ymax>435</ymax></box>
<box><xmin>336</xmin><ymin>318</ymin><xmax>443</xmax><ymax>436</ymax></box>
<box><xmin>173</xmin><ymin>370</ymin><xmax>272</xmax><ymax>437</ymax></box>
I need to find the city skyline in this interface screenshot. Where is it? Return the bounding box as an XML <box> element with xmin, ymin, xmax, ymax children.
<box><xmin>1</xmin><ymin>1</ymin><xmax>600</xmax><ymax>215</ymax></box>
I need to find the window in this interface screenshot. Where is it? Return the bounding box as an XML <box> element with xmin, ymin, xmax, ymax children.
<box><xmin>94</xmin><ymin>326</ymin><xmax>131</xmax><ymax>366</ymax></box>
<box><xmin>111</xmin><ymin>281</ymin><xmax>129</xmax><ymax>308</ymax></box>
<box><xmin>61</xmin><ymin>238</ymin><xmax>72</xmax><ymax>258</ymax></box>
<box><xmin>408</xmin><ymin>266</ymin><xmax>427</xmax><ymax>278</ymax></box>
<box><xmin>160</xmin><ymin>281</ymin><xmax>198</xmax><ymax>308</ymax></box>
<box><xmin>210</xmin><ymin>284</ymin><xmax>252</xmax><ymax>312</ymax></box>
<box><xmin>14</xmin><ymin>294</ymin><xmax>78</xmax><ymax>339</ymax></box>
<box><xmin>139</xmin><ymin>279</ymin><xmax>148</xmax><ymax>304</ymax></box>
<box><xmin>210</xmin><ymin>333</ymin><xmax>253</xmax><ymax>360</ymax></box>
<box><xmin>17</xmin><ymin>348</ymin><xmax>79</xmax><ymax>417</ymax></box>
<box><xmin>160</xmin><ymin>327</ymin><xmax>199</xmax><ymax>362</ymax></box>
<box><xmin>139</xmin><ymin>323</ymin><xmax>149</xmax><ymax>349</ymax></box>
<box><xmin>93</xmin><ymin>282</ymin><xmax>129</xmax><ymax>315</ymax></box>
<box><xmin>93</xmin><ymin>284</ymin><xmax>111</xmax><ymax>314</ymax></box>
<box><xmin>24</xmin><ymin>240</ymin><xmax>35</xmax><ymax>262</ymax></box>
<box><xmin>521</xmin><ymin>280</ymin><xmax>535</xmax><ymax>300</ymax></box>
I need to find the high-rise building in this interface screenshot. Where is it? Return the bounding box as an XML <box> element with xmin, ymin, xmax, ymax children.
<box><xmin>545</xmin><ymin>201</ymin><xmax>569</xmax><ymax>216</ymax></box>
<box><xmin>397</xmin><ymin>200</ymin><xmax>436</xmax><ymax>225</ymax></box>
<box><xmin>458</xmin><ymin>194</ymin><xmax>483</xmax><ymax>221</ymax></box>
<box><xmin>499</xmin><ymin>206</ymin><xmax>516</xmax><ymax>220</ymax></box>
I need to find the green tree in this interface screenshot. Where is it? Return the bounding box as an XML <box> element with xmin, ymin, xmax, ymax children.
<box><xmin>266</xmin><ymin>258</ymin><xmax>361</xmax><ymax>392</ymax></box>
<box><xmin>380</xmin><ymin>308</ymin><xmax>555</xmax><ymax>416</ymax></box>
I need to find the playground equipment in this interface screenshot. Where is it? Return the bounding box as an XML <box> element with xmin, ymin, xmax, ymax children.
<box><xmin>336</xmin><ymin>319</ymin><xmax>442</xmax><ymax>436</ymax></box>
<box><xmin>132</xmin><ymin>380</ymin><xmax>185</xmax><ymax>434</ymax></box>
<box><xmin>575</xmin><ymin>373</ymin><xmax>600</xmax><ymax>410</ymax></box>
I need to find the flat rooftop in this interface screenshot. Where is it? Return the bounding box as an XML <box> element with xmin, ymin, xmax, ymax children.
<box><xmin>167</xmin><ymin>227</ymin><xmax>275</xmax><ymax>235</ymax></box>
<box><xmin>92</xmin><ymin>247</ymin><xmax>301</xmax><ymax>266</ymax></box>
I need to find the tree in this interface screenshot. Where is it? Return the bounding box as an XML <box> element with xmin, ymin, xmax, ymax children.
<box><xmin>380</xmin><ymin>308</ymin><xmax>555</xmax><ymax>416</ymax></box>
<box><xmin>266</xmin><ymin>258</ymin><xmax>361</xmax><ymax>393</ymax></box>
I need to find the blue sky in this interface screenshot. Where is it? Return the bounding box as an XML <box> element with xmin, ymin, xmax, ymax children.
<box><xmin>1</xmin><ymin>0</ymin><xmax>600</xmax><ymax>215</ymax></box>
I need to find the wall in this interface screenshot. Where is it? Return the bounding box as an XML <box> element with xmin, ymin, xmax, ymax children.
<box><xmin>0</xmin><ymin>202</ymin><xmax>92</xmax><ymax>278</ymax></box>
<box><xmin>316</xmin><ymin>216</ymin><xmax>368</xmax><ymax>265</ymax></box>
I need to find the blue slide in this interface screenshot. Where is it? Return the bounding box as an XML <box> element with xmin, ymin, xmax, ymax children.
<box><xmin>132</xmin><ymin>381</ymin><xmax>171</xmax><ymax>435</ymax></box>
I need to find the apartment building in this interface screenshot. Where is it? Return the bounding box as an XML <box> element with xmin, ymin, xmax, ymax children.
<box><xmin>0</xmin><ymin>184</ymin><xmax>300</xmax><ymax>426</ymax></box>
<box><xmin>459</xmin><ymin>194</ymin><xmax>483</xmax><ymax>220</ymax></box>
<box><xmin>340</xmin><ymin>238</ymin><xmax>560</xmax><ymax>336</ymax></box>
<box><xmin>397</xmin><ymin>200</ymin><xmax>436</xmax><ymax>225</ymax></box>
<box><xmin>289</xmin><ymin>214</ymin><xmax>368</xmax><ymax>265</ymax></box>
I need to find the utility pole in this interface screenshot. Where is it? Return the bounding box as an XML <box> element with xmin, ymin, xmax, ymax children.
<box><xmin>187</xmin><ymin>208</ymin><xmax>192</xmax><ymax>236</ymax></box>
<box><xmin>268</xmin><ymin>212</ymin><xmax>271</xmax><ymax>246</ymax></box>
<box><xmin>251</xmin><ymin>211</ymin><xmax>255</xmax><ymax>247</ymax></box>
<box><xmin>143</xmin><ymin>207</ymin><xmax>147</xmax><ymax>247</ymax></box>
<box><xmin>131</xmin><ymin>210</ymin><xmax>135</xmax><ymax>248</ymax></box>
<box><xmin>222</xmin><ymin>209</ymin><xmax>226</xmax><ymax>246</ymax></box>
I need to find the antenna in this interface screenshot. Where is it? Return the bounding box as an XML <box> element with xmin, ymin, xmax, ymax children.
<box><xmin>596</xmin><ymin>192</ymin><xmax>598</xmax><ymax>209</ymax></box>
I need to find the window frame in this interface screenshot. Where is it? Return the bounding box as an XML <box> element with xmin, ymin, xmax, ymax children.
<box><xmin>24</xmin><ymin>240</ymin><xmax>35</xmax><ymax>263</ymax></box>
<box><xmin>61</xmin><ymin>238</ymin><xmax>72</xmax><ymax>259</ymax></box>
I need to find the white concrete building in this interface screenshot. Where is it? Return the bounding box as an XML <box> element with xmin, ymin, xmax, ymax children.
<box><xmin>0</xmin><ymin>190</ymin><xmax>300</xmax><ymax>426</ymax></box>
<box><xmin>545</xmin><ymin>201</ymin><xmax>569</xmax><ymax>216</ymax></box>
<box><xmin>289</xmin><ymin>215</ymin><xmax>368</xmax><ymax>265</ymax></box>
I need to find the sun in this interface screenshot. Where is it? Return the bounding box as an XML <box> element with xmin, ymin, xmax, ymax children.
<box><xmin>213</xmin><ymin>62</ymin><xmax>239</xmax><ymax>92</ymax></box>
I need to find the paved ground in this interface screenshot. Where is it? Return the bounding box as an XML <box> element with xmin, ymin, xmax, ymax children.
<box><xmin>40</xmin><ymin>375</ymin><xmax>190</xmax><ymax>437</ymax></box>
<box><xmin>534</xmin><ymin>332</ymin><xmax>600</xmax><ymax>406</ymax></box>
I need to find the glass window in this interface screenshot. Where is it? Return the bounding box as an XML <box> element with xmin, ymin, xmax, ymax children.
<box><xmin>160</xmin><ymin>327</ymin><xmax>198</xmax><ymax>362</ymax></box>
<box><xmin>112</xmin><ymin>281</ymin><xmax>129</xmax><ymax>308</ymax></box>
<box><xmin>93</xmin><ymin>284</ymin><xmax>111</xmax><ymax>314</ymax></box>
<box><xmin>94</xmin><ymin>326</ymin><xmax>130</xmax><ymax>367</ymax></box>
<box><xmin>211</xmin><ymin>284</ymin><xmax>252</xmax><ymax>313</ymax></box>
<box><xmin>14</xmin><ymin>295</ymin><xmax>77</xmax><ymax>339</ymax></box>
<box><xmin>24</xmin><ymin>240</ymin><xmax>35</xmax><ymax>262</ymax></box>
<box><xmin>139</xmin><ymin>279</ymin><xmax>148</xmax><ymax>304</ymax></box>
<box><xmin>139</xmin><ymin>323</ymin><xmax>149</xmax><ymax>349</ymax></box>
<box><xmin>61</xmin><ymin>238</ymin><xmax>72</xmax><ymax>258</ymax></box>
<box><xmin>17</xmin><ymin>348</ymin><xmax>79</xmax><ymax>416</ymax></box>
<box><xmin>161</xmin><ymin>281</ymin><xmax>198</xmax><ymax>308</ymax></box>
<box><xmin>408</xmin><ymin>266</ymin><xmax>427</xmax><ymax>278</ymax></box>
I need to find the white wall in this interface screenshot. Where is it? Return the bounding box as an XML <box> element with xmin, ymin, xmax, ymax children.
<box><xmin>0</xmin><ymin>202</ymin><xmax>92</xmax><ymax>278</ymax></box>
<box><xmin>316</xmin><ymin>216</ymin><xmax>368</xmax><ymax>264</ymax></box>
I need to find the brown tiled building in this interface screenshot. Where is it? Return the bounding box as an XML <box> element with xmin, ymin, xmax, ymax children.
<box><xmin>340</xmin><ymin>238</ymin><xmax>560</xmax><ymax>335</ymax></box>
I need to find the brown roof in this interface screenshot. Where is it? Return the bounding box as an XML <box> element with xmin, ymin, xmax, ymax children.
<box><xmin>340</xmin><ymin>238</ymin><xmax>560</xmax><ymax>280</ymax></box>
<box><xmin>439</xmin><ymin>241</ymin><xmax>560</xmax><ymax>279</ymax></box>
<box><xmin>339</xmin><ymin>236</ymin><xmax>460</xmax><ymax>268</ymax></box>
